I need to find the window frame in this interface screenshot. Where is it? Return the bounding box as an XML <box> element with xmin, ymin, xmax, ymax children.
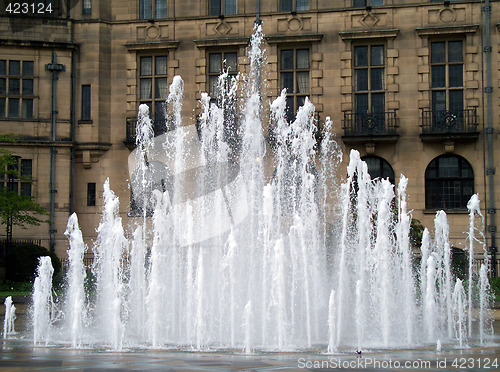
<box><xmin>280</xmin><ymin>0</ymin><xmax>309</xmax><ymax>12</ymax></box>
<box><xmin>0</xmin><ymin>59</ymin><xmax>35</xmax><ymax>119</ymax></box>
<box><xmin>81</xmin><ymin>84</ymin><xmax>91</xmax><ymax>121</ymax></box>
<box><xmin>209</xmin><ymin>0</ymin><xmax>237</xmax><ymax>16</ymax></box>
<box><xmin>139</xmin><ymin>0</ymin><xmax>167</xmax><ymax>20</ymax></box>
<box><xmin>279</xmin><ymin>46</ymin><xmax>310</xmax><ymax>122</ymax></box>
<box><xmin>207</xmin><ymin>50</ymin><xmax>238</xmax><ymax>101</ymax></box>
<box><xmin>82</xmin><ymin>0</ymin><xmax>92</xmax><ymax>14</ymax></box>
<box><xmin>425</xmin><ymin>154</ymin><xmax>474</xmax><ymax>210</ymax></box>
<box><xmin>87</xmin><ymin>182</ymin><xmax>96</xmax><ymax>206</ymax></box>
<box><xmin>361</xmin><ymin>155</ymin><xmax>394</xmax><ymax>184</ymax></box>
<box><xmin>1</xmin><ymin>157</ymin><xmax>32</xmax><ymax>197</ymax></box>
<box><xmin>430</xmin><ymin>39</ymin><xmax>464</xmax><ymax>115</ymax></box>
<box><xmin>352</xmin><ymin>43</ymin><xmax>386</xmax><ymax>115</ymax></box>
<box><xmin>137</xmin><ymin>54</ymin><xmax>168</xmax><ymax>124</ymax></box>
<box><xmin>353</xmin><ymin>0</ymin><xmax>384</xmax><ymax>7</ymax></box>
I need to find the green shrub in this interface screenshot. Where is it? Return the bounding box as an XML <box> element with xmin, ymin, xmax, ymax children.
<box><xmin>4</xmin><ymin>243</ymin><xmax>61</xmax><ymax>282</ymax></box>
<box><xmin>490</xmin><ymin>277</ymin><xmax>500</xmax><ymax>296</ymax></box>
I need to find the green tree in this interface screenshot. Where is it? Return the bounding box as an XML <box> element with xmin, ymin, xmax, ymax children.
<box><xmin>0</xmin><ymin>136</ymin><xmax>48</xmax><ymax>244</ymax></box>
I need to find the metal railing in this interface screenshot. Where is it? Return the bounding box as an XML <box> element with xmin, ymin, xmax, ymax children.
<box><xmin>125</xmin><ymin>118</ymin><xmax>167</xmax><ymax>143</ymax></box>
<box><xmin>342</xmin><ymin>111</ymin><xmax>398</xmax><ymax>136</ymax></box>
<box><xmin>421</xmin><ymin>109</ymin><xmax>478</xmax><ymax>134</ymax></box>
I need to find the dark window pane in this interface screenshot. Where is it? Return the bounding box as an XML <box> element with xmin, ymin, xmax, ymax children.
<box><xmin>280</xmin><ymin>50</ymin><xmax>293</xmax><ymax>70</ymax></box>
<box><xmin>280</xmin><ymin>0</ymin><xmax>293</xmax><ymax>11</ymax></box>
<box><xmin>448</xmin><ymin>41</ymin><xmax>463</xmax><ymax>62</ymax></box>
<box><xmin>9</xmin><ymin>61</ymin><xmax>20</xmax><ymax>75</ymax></box>
<box><xmin>87</xmin><ymin>183</ymin><xmax>96</xmax><ymax>206</ymax></box>
<box><xmin>371</xmin><ymin>45</ymin><xmax>384</xmax><ymax>66</ymax></box>
<box><xmin>363</xmin><ymin>156</ymin><xmax>394</xmax><ymax>183</ymax></box>
<box><xmin>280</xmin><ymin>72</ymin><xmax>294</xmax><ymax>93</ymax></box>
<box><xmin>353</xmin><ymin>0</ymin><xmax>366</xmax><ymax>6</ymax></box>
<box><xmin>224</xmin><ymin>53</ymin><xmax>237</xmax><ymax>73</ymax></box>
<box><xmin>209</xmin><ymin>75</ymin><xmax>218</xmax><ymax>97</ymax></box>
<box><xmin>139</xmin><ymin>0</ymin><xmax>152</xmax><ymax>19</ymax></box>
<box><xmin>22</xmin><ymin>79</ymin><xmax>33</xmax><ymax>95</ymax></box>
<box><xmin>82</xmin><ymin>0</ymin><xmax>92</xmax><ymax>14</ymax></box>
<box><xmin>156</xmin><ymin>0</ymin><xmax>166</xmax><ymax>18</ymax></box>
<box><xmin>354</xmin><ymin>46</ymin><xmax>368</xmax><ymax>67</ymax></box>
<box><xmin>20</xmin><ymin>182</ymin><xmax>31</xmax><ymax>196</ymax></box>
<box><xmin>22</xmin><ymin>61</ymin><xmax>34</xmax><ymax>76</ymax></box>
<box><xmin>0</xmin><ymin>60</ymin><xmax>6</xmax><ymax>75</ymax></box>
<box><xmin>431</xmin><ymin>42</ymin><xmax>445</xmax><ymax>63</ymax></box>
<box><xmin>439</xmin><ymin>156</ymin><xmax>459</xmax><ymax>177</ymax></box>
<box><xmin>296</xmin><ymin>0</ymin><xmax>308</xmax><ymax>10</ymax></box>
<box><xmin>432</xmin><ymin>91</ymin><xmax>446</xmax><ymax>112</ymax></box>
<box><xmin>82</xmin><ymin>85</ymin><xmax>91</xmax><ymax>120</ymax></box>
<box><xmin>449</xmin><ymin>90</ymin><xmax>463</xmax><ymax>112</ymax></box>
<box><xmin>155</xmin><ymin>56</ymin><xmax>167</xmax><ymax>75</ymax></box>
<box><xmin>0</xmin><ymin>98</ymin><xmax>5</xmax><ymax>118</ymax></box>
<box><xmin>431</xmin><ymin>65</ymin><xmax>445</xmax><ymax>88</ymax></box>
<box><xmin>9</xmin><ymin>79</ymin><xmax>20</xmax><ymax>95</ymax></box>
<box><xmin>370</xmin><ymin>68</ymin><xmax>384</xmax><ymax>90</ymax></box>
<box><xmin>285</xmin><ymin>96</ymin><xmax>294</xmax><ymax>121</ymax></box>
<box><xmin>355</xmin><ymin>69</ymin><xmax>368</xmax><ymax>91</ymax></box>
<box><xmin>225</xmin><ymin>0</ymin><xmax>236</xmax><ymax>14</ymax></box>
<box><xmin>8</xmin><ymin>182</ymin><xmax>18</xmax><ymax>194</ymax></box>
<box><xmin>20</xmin><ymin>159</ymin><xmax>32</xmax><ymax>178</ymax></box>
<box><xmin>22</xmin><ymin>99</ymin><xmax>33</xmax><ymax>118</ymax></box>
<box><xmin>296</xmin><ymin>49</ymin><xmax>309</xmax><ymax>69</ymax></box>
<box><xmin>209</xmin><ymin>0</ymin><xmax>221</xmax><ymax>15</ymax></box>
<box><xmin>155</xmin><ymin>77</ymin><xmax>168</xmax><ymax>98</ymax></box>
<box><xmin>448</xmin><ymin>65</ymin><xmax>463</xmax><ymax>87</ymax></box>
<box><xmin>296</xmin><ymin>72</ymin><xmax>309</xmax><ymax>93</ymax></box>
<box><xmin>154</xmin><ymin>101</ymin><xmax>165</xmax><ymax>123</ymax></box>
<box><xmin>355</xmin><ymin>93</ymin><xmax>368</xmax><ymax>113</ymax></box>
<box><xmin>140</xmin><ymin>78</ymin><xmax>152</xmax><ymax>99</ymax></box>
<box><xmin>140</xmin><ymin>57</ymin><xmax>152</xmax><ymax>76</ymax></box>
<box><xmin>371</xmin><ymin>93</ymin><xmax>385</xmax><ymax>112</ymax></box>
<box><xmin>0</xmin><ymin>78</ymin><xmax>5</xmax><ymax>94</ymax></box>
<box><xmin>297</xmin><ymin>96</ymin><xmax>306</xmax><ymax>108</ymax></box>
<box><xmin>209</xmin><ymin>53</ymin><xmax>222</xmax><ymax>73</ymax></box>
<box><xmin>8</xmin><ymin>98</ymin><xmax>19</xmax><ymax>118</ymax></box>
<box><xmin>371</xmin><ymin>0</ymin><xmax>383</xmax><ymax>5</ymax></box>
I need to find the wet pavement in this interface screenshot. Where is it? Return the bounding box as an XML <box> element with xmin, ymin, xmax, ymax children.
<box><xmin>1</xmin><ymin>305</ymin><xmax>499</xmax><ymax>371</ymax></box>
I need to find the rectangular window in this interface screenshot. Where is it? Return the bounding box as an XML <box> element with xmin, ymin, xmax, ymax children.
<box><xmin>430</xmin><ymin>40</ymin><xmax>464</xmax><ymax>116</ymax></box>
<box><xmin>81</xmin><ymin>85</ymin><xmax>91</xmax><ymax>120</ymax></box>
<box><xmin>87</xmin><ymin>182</ymin><xmax>96</xmax><ymax>206</ymax></box>
<box><xmin>1</xmin><ymin>158</ymin><xmax>32</xmax><ymax>197</ymax></box>
<box><xmin>280</xmin><ymin>0</ymin><xmax>309</xmax><ymax>11</ymax></box>
<box><xmin>280</xmin><ymin>48</ymin><xmax>310</xmax><ymax>121</ymax></box>
<box><xmin>139</xmin><ymin>0</ymin><xmax>166</xmax><ymax>19</ymax></box>
<box><xmin>82</xmin><ymin>0</ymin><xmax>91</xmax><ymax>14</ymax></box>
<box><xmin>353</xmin><ymin>0</ymin><xmax>383</xmax><ymax>6</ymax></box>
<box><xmin>208</xmin><ymin>51</ymin><xmax>237</xmax><ymax>99</ymax></box>
<box><xmin>209</xmin><ymin>0</ymin><xmax>236</xmax><ymax>15</ymax></box>
<box><xmin>353</xmin><ymin>44</ymin><xmax>385</xmax><ymax>114</ymax></box>
<box><xmin>0</xmin><ymin>59</ymin><xmax>34</xmax><ymax>119</ymax></box>
<box><xmin>139</xmin><ymin>55</ymin><xmax>168</xmax><ymax>123</ymax></box>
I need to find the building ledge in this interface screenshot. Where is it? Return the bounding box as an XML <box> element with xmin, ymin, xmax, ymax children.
<box><xmin>266</xmin><ymin>33</ymin><xmax>323</xmax><ymax>44</ymax></box>
<box><xmin>416</xmin><ymin>24</ymin><xmax>479</xmax><ymax>37</ymax></box>
<box><xmin>0</xmin><ymin>38</ymin><xmax>78</xmax><ymax>50</ymax></box>
<box><xmin>419</xmin><ymin>132</ymin><xmax>480</xmax><ymax>143</ymax></box>
<box><xmin>125</xmin><ymin>40</ymin><xmax>179</xmax><ymax>51</ymax></box>
<box><xmin>341</xmin><ymin>134</ymin><xmax>399</xmax><ymax>144</ymax></box>
<box><xmin>339</xmin><ymin>29</ymin><xmax>398</xmax><ymax>40</ymax></box>
<box><xmin>193</xmin><ymin>36</ymin><xmax>250</xmax><ymax>48</ymax></box>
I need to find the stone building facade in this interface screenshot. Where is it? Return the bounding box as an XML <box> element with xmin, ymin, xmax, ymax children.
<box><xmin>0</xmin><ymin>0</ymin><xmax>498</xmax><ymax>273</ymax></box>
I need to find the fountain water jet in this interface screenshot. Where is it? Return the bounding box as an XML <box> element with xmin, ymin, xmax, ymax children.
<box><xmin>28</xmin><ymin>24</ymin><xmax>495</xmax><ymax>352</ymax></box>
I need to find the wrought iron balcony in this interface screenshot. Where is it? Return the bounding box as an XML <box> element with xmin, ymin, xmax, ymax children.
<box><xmin>124</xmin><ymin>118</ymin><xmax>167</xmax><ymax>148</ymax></box>
<box><xmin>420</xmin><ymin>109</ymin><xmax>479</xmax><ymax>142</ymax></box>
<box><xmin>341</xmin><ymin>111</ymin><xmax>399</xmax><ymax>144</ymax></box>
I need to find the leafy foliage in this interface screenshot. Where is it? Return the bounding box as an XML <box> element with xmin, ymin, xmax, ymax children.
<box><xmin>4</xmin><ymin>243</ymin><xmax>61</xmax><ymax>282</ymax></box>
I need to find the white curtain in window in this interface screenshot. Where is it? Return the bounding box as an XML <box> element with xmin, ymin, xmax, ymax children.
<box><xmin>156</xmin><ymin>0</ymin><xmax>166</xmax><ymax>18</ymax></box>
<box><xmin>296</xmin><ymin>72</ymin><xmax>309</xmax><ymax>94</ymax></box>
<box><xmin>140</xmin><ymin>0</ymin><xmax>152</xmax><ymax>19</ymax></box>
<box><xmin>156</xmin><ymin>78</ymin><xmax>168</xmax><ymax>98</ymax></box>
<box><xmin>140</xmin><ymin>79</ymin><xmax>152</xmax><ymax>99</ymax></box>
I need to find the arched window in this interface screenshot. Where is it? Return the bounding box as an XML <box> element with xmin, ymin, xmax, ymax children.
<box><xmin>361</xmin><ymin>155</ymin><xmax>395</xmax><ymax>184</ymax></box>
<box><xmin>425</xmin><ymin>155</ymin><xmax>473</xmax><ymax>210</ymax></box>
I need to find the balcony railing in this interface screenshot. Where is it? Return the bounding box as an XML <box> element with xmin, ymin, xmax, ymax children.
<box><xmin>125</xmin><ymin>118</ymin><xmax>167</xmax><ymax>145</ymax></box>
<box><xmin>342</xmin><ymin>111</ymin><xmax>399</xmax><ymax>142</ymax></box>
<box><xmin>421</xmin><ymin>109</ymin><xmax>478</xmax><ymax>134</ymax></box>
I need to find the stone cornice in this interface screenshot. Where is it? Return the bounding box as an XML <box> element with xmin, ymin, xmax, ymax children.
<box><xmin>265</xmin><ymin>33</ymin><xmax>323</xmax><ymax>44</ymax></box>
<box><xmin>0</xmin><ymin>39</ymin><xmax>77</xmax><ymax>50</ymax></box>
<box><xmin>125</xmin><ymin>40</ymin><xmax>179</xmax><ymax>51</ymax></box>
<box><xmin>416</xmin><ymin>24</ymin><xmax>479</xmax><ymax>37</ymax></box>
<box><xmin>339</xmin><ymin>29</ymin><xmax>399</xmax><ymax>41</ymax></box>
<box><xmin>193</xmin><ymin>37</ymin><xmax>250</xmax><ymax>48</ymax></box>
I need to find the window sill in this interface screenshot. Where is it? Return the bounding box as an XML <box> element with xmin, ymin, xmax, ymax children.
<box><xmin>423</xmin><ymin>209</ymin><xmax>469</xmax><ymax>215</ymax></box>
<box><xmin>78</xmin><ymin>119</ymin><xmax>93</xmax><ymax>125</ymax></box>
